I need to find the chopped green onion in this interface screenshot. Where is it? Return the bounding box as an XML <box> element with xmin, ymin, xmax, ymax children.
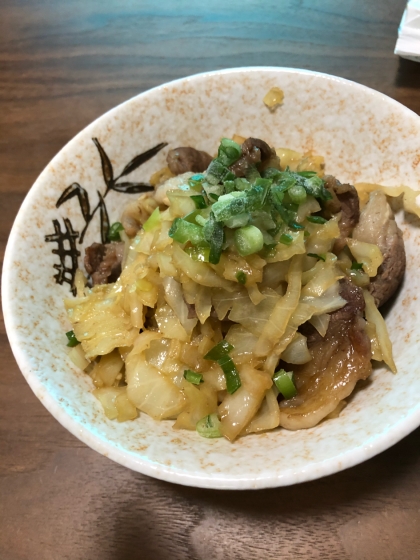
<box><xmin>218</xmin><ymin>138</ymin><xmax>242</xmax><ymax>167</ymax></box>
<box><xmin>143</xmin><ymin>207</ymin><xmax>161</xmax><ymax>232</ymax></box>
<box><xmin>273</xmin><ymin>369</ymin><xmax>297</xmax><ymax>399</ymax></box>
<box><xmin>195</xmin><ymin>214</ymin><xmax>208</xmax><ymax>227</ymax></box>
<box><xmin>204</xmin><ymin>340</ymin><xmax>234</xmax><ymax>360</ymax></box>
<box><xmin>236</xmin><ymin>271</ymin><xmax>247</xmax><ymax>285</ymax></box>
<box><xmin>223</xmin><ymin>180</ymin><xmax>236</xmax><ymax>193</ymax></box>
<box><xmin>208</xmin><ymin>193</ymin><xmax>219</xmax><ymax>202</ymax></box>
<box><xmin>196</xmin><ymin>413</ymin><xmax>222</xmax><ymax>438</ymax></box>
<box><xmin>288</xmin><ymin>183</ymin><xmax>307</xmax><ymax>205</ymax></box>
<box><xmin>218</xmin><ymin>355</ymin><xmax>242</xmax><ymax>394</ymax></box>
<box><xmin>66</xmin><ymin>330</ymin><xmax>80</xmax><ymax>347</ymax></box>
<box><xmin>235</xmin><ymin>178</ymin><xmax>252</xmax><ymax>191</ymax></box>
<box><xmin>260</xmin><ymin>243</ymin><xmax>277</xmax><ymax>258</ymax></box>
<box><xmin>351</xmin><ymin>261</ymin><xmax>364</xmax><ymax>270</ymax></box>
<box><xmin>168</xmin><ymin>218</ymin><xmax>205</xmax><ymax>246</ymax></box>
<box><xmin>184</xmin><ymin>246</ymin><xmax>210</xmax><ymax>262</ymax></box>
<box><xmin>108</xmin><ymin>222</ymin><xmax>124</xmax><ymax>241</ymax></box>
<box><xmin>206</xmin><ymin>158</ymin><xmax>230</xmax><ymax>185</ymax></box>
<box><xmin>190</xmin><ymin>194</ymin><xmax>207</xmax><ymax>209</ymax></box>
<box><xmin>296</xmin><ymin>171</ymin><xmax>317</xmax><ymax>178</ymax></box>
<box><xmin>234</xmin><ymin>225</ymin><xmax>264</xmax><ymax>257</ymax></box>
<box><xmin>184</xmin><ymin>369</ymin><xmax>203</xmax><ymax>385</ymax></box>
<box><xmin>307</xmin><ymin>252</ymin><xmax>326</xmax><ymax>261</ymax></box>
<box><xmin>204</xmin><ymin>341</ymin><xmax>241</xmax><ymax>394</ymax></box>
<box><xmin>289</xmin><ymin>221</ymin><xmax>304</xmax><ymax>231</ymax></box>
<box><xmin>203</xmin><ymin>212</ymin><xmax>224</xmax><ymax>264</ymax></box>
<box><xmin>304</xmin><ymin>230</ymin><xmax>310</xmax><ymax>238</ymax></box>
<box><xmin>307</xmin><ymin>215</ymin><xmax>327</xmax><ymax>224</ymax></box>
<box><xmin>280</xmin><ymin>233</ymin><xmax>294</xmax><ymax>245</ymax></box>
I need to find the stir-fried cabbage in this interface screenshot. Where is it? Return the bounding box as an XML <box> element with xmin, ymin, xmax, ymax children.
<box><xmin>64</xmin><ymin>137</ymin><xmax>401</xmax><ymax>442</ymax></box>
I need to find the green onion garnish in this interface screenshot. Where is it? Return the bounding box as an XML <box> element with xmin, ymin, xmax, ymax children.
<box><xmin>204</xmin><ymin>340</ymin><xmax>234</xmax><ymax>360</ymax></box>
<box><xmin>279</xmin><ymin>233</ymin><xmax>294</xmax><ymax>245</ymax></box>
<box><xmin>234</xmin><ymin>225</ymin><xmax>264</xmax><ymax>257</ymax></box>
<box><xmin>203</xmin><ymin>212</ymin><xmax>224</xmax><ymax>264</ymax></box>
<box><xmin>307</xmin><ymin>215</ymin><xmax>327</xmax><ymax>224</ymax></box>
<box><xmin>168</xmin><ymin>217</ymin><xmax>205</xmax><ymax>246</ymax></box>
<box><xmin>196</xmin><ymin>413</ymin><xmax>222</xmax><ymax>438</ymax></box>
<box><xmin>208</xmin><ymin>193</ymin><xmax>219</xmax><ymax>202</ymax></box>
<box><xmin>307</xmin><ymin>252</ymin><xmax>326</xmax><ymax>261</ymax></box>
<box><xmin>218</xmin><ymin>138</ymin><xmax>242</xmax><ymax>167</ymax></box>
<box><xmin>288</xmin><ymin>183</ymin><xmax>307</xmax><ymax>205</ymax></box>
<box><xmin>108</xmin><ymin>222</ymin><xmax>124</xmax><ymax>241</ymax></box>
<box><xmin>289</xmin><ymin>221</ymin><xmax>304</xmax><ymax>231</ymax></box>
<box><xmin>190</xmin><ymin>194</ymin><xmax>207</xmax><ymax>209</ymax></box>
<box><xmin>236</xmin><ymin>271</ymin><xmax>247</xmax><ymax>285</ymax></box>
<box><xmin>204</xmin><ymin>341</ymin><xmax>241</xmax><ymax>394</ymax></box>
<box><xmin>273</xmin><ymin>369</ymin><xmax>297</xmax><ymax>399</ymax></box>
<box><xmin>66</xmin><ymin>330</ymin><xmax>80</xmax><ymax>347</ymax></box>
<box><xmin>143</xmin><ymin>207</ymin><xmax>161</xmax><ymax>232</ymax></box>
<box><xmin>351</xmin><ymin>261</ymin><xmax>364</xmax><ymax>270</ymax></box>
<box><xmin>218</xmin><ymin>355</ymin><xmax>242</xmax><ymax>394</ymax></box>
<box><xmin>184</xmin><ymin>370</ymin><xmax>203</xmax><ymax>385</ymax></box>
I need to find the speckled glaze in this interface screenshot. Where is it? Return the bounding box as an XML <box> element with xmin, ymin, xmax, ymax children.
<box><xmin>3</xmin><ymin>68</ymin><xmax>420</xmax><ymax>489</ymax></box>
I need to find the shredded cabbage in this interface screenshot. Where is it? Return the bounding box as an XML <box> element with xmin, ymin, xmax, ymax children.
<box><xmin>64</xmin><ymin>138</ymin><xmax>401</xmax><ymax>442</ymax></box>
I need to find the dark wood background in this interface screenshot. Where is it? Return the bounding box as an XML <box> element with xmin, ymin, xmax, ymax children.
<box><xmin>1</xmin><ymin>1</ymin><xmax>420</xmax><ymax>558</ymax></box>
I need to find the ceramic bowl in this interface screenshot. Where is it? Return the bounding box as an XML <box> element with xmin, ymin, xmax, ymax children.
<box><xmin>3</xmin><ymin>68</ymin><xmax>420</xmax><ymax>489</ymax></box>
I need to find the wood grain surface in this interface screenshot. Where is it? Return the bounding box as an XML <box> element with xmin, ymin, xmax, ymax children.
<box><xmin>1</xmin><ymin>1</ymin><xmax>420</xmax><ymax>559</ymax></box>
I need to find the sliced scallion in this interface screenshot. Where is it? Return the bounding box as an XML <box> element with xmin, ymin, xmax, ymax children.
<box><xmin>236</xmin><ymin>270</ymin><xmax>247</xmax><ymax>285</ymax></box>
<box><xmin>108</xmin><ymin>221</ymin><xmax>124</xmax><ymax>242</ymax></box>
<box><xmin>273</xmin><ymin>369</ymin><xmax>297</xmax><ymax>399</ymax></box>
<box><xmin>307</xmin><ymin>215</ymin><xmax>327</xmax><ymax>224</ymax></box>
<box><xmin>196</xmin><ymin>413</ymin><xmax>222</xmax><ymax>438</ymax></box>
<box><xmin>203</xmin><ymin>212</ymin><xmax>224</xmax><ymax>264</ymax></box>
<box><xmin>218</xmin><ymin>138</ymin><xmax>242</xmax><ymax>167</ymax></box>
<box><xmin>184</xmin><ymin>369</ymin><xmax>203</xmax><ymax>385</ymax></box>
<box><xmin>234</xmin><ymin>225</ymin><xmax>264</xmax><ymax>257</ymax></box>
<box><xmin>190</xmin><ymin>194</ymin><xmax>207</xmax><ymax>209</ymax></box>
<box><xmin>204</xmin><ymin>341</ymin><xmax>241</xmax><ymax>394</ymax></box>
<box><xmin>66</xmin><ymin>330</ymin><xmax>80</xmax><ymax>347</ymax></box>
<box><xmin>351</xmin><ymin>261</ymin><xmax>364</xmax><ymax>270</ymax></box>
<box><xmin>204</xmin><ymin>340</ymin><xmax>234</xmax><ymax>360</ymax></box>
<box><xmin>279</xmin><ymin>233</ymin><xmax>294</xmax><ymax>245</ymax></box>
<box><xmin>143</xmin><ymin>207</ymin><xmax>161</xmax><ymax>232</ymax></box>
<box><xmin>168</xmin><ymin>217</ymin><xmax>205</xmax><ymax>246</ymax></box>
<box><xmin>288</xmin><ymin>183</ymin><xmax>307</xmax><ymax>205</ymax></box>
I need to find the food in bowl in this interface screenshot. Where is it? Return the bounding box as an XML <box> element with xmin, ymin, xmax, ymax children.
<box><xmin>62</xmin><ymin>134</ymin><xmax>411</xmax><ymax>442</ymax></box>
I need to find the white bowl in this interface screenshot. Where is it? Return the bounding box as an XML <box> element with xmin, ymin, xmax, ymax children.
<box><xmin>3</xmin><ymin>68</ymin><xmax>420</xmax><ymax>489</ymax></box>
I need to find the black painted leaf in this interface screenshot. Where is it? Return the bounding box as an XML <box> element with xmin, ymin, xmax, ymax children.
<box><xmin>117</xmin><ymin>142</ymin><xmax>168</xmax><ymax>178</ymax></box>
<box><xmin>112</xmin><ymin>182</ymin><xmax>154</xmax><ymax>194</ymax></box>
<box><xmin>56</xmin><ymin>183</ymin><xmax>91</xmax><ymax>222</ymax></box>
<box><xmin>98</xmin><ymin>191</ymin><xmax>110</xmax><ymax>244</ymax></box>
<box><xmin>92</xmin><ymin>138</ymin><xmax>114</xmax><ymax>188</ymax></box>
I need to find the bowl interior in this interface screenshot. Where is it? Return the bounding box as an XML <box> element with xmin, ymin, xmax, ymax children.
<box><xmin>4</xmin><ymin>67</ymin><xmax>420</xmax><ymax>489</ymax></box>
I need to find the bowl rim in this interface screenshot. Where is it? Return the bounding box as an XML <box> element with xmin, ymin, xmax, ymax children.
<box><xmin>3</xmin><ymin>66</ymin><xmax>420</xmax><ymax>489</ymax></box>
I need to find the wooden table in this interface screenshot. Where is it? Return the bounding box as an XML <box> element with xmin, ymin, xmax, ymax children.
<box><xmin>1</xmin><ymin>1</ymin><xmax>420</xmax><ymax>558</ymax></box>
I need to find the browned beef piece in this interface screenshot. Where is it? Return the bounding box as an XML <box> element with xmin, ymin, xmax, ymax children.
<box><xmin>230</xmin><ymin>137</ymin><xmax>279</xmax><ymax>177</ymax></box>
<box><xmin>352</xmin><ymin>190</ymin><xmax>406</xmax><ymax>307</ymax></box>
<box><xmin>84</xmin><ymin>242</ymin><xmax>124</xmax><ymax>285</ymax></box>
<box><xmin>280</xmin><ymin>278</ymin><xmax>371</xmax><ymax>430</ymax></box>
<box><xmin>322</xmin><ymin>175</ymin><xmax>360</xmax><ymax>253</ymax></box>
<box><xmin>166</xmin><ymin>147</ymin><xmax>212</xmax><ymax>175</ymax></box>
